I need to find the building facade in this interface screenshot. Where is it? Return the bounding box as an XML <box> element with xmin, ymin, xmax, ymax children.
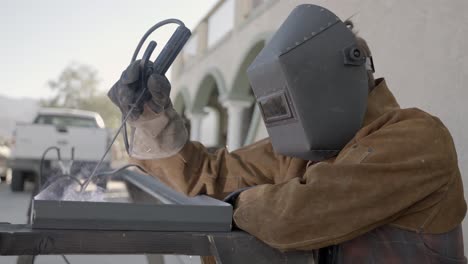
<box><xmin>168</xmin><ymin>0</ymin><xmax>468</xmax><ymax>260</ymax></box>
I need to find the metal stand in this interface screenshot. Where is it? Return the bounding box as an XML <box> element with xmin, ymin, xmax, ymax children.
<box><xmin>0</xmin><ymin>224</ymin><xmax>314</xmax><ymax>263</ymax></box>
<box><xmin>1</xmin><ymin>169</ymin><xmax>315</xmax><ymax>264</ymax></box>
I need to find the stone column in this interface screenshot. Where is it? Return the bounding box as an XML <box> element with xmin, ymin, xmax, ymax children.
<box><xmin>187</xmin><ymin>112</ymin><xmax>206</xmax><ymax>142</ymax></box>
<box><xmin>222</xmin><ymin>99</ymin><xmax>253</xmax><ymax>151</ymax></box>
<box><xmin>235</xmin><ymin>0</ymin><xmax>249</xmax><ymax>27</ymax></box>
<box><xmin>197</xmin><ymin>20</ymin><xmax>208</xmax><ymax>55</ymax></box>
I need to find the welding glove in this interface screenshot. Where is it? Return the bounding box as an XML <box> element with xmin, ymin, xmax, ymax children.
<box><xmin>108</xmin><ymin>60</ymin><xmax>188</xmax><ymax>160</ymax></box>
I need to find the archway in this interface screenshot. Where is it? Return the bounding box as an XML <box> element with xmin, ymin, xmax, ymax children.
<box><xmin>191</xmin><ymin>72</ymin><xmax>228</xmax><ymax>149</ymax></box>
<box><xmin>225</xmin><ymin>40</ymin><xmax>266</xmax><ymax>149</ymax></box>
<box><xmin>173</xmin><ymin>90</ymin><xmax>192</xmax><ymax>137</ymax></box>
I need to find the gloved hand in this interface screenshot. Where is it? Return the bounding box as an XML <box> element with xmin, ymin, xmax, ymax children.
<box><xmin>108</xmin><ymin>60</ymin><xmax>171</xmax><ymax>121</ymax></box>
<box><xmin>108</xmin><ymin>60</ymin><xmax>188</xmax><ymax>160</ymax></box>
<box><xmin>223</xmin><ymin>187</ymin><xmax>255</xmax><ymax>207</ymax></box>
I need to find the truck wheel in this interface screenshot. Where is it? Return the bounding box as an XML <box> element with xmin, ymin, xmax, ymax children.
<box><xmin>11</xmin><ymin>170</ymin><xmax>25</xmax><ymax>192</ymax></box>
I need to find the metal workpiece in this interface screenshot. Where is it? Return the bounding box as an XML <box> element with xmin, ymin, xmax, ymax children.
<box><xmin>31</xmin><ymin>170</ymin><xmax>233</xmax><ymax>232</ymax></box>
<box><xmin>31</xmin><ymin>199</ymin><xmax>232</xmax><ymax>232</ymax></box>
<box><xmin>0</xmin><ymin>224</ymin><xmax>315</xmax><ymax>264</ymax></box>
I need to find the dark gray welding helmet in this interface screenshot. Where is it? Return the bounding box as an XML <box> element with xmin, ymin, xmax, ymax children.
<box><xmin>247</xmin><ymin>4</ymin><xmax>373</xmax><ymax>161</ymax></box>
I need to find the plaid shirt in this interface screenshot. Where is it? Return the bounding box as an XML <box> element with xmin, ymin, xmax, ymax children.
<box><xmin>318</xmin><ymin>225</ymin><xmax>466</xmax><ymax>264</ymax></box>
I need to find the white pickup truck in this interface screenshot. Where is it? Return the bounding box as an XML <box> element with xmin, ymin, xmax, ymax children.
<box><xmin>8</xmin><ymin>108</ymin><xmax>111</xmax><ymax>191</ymax></box>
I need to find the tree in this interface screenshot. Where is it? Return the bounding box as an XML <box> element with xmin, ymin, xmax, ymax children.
<box><xmin>41</xmin><ymin>63</ymin><xmax>121</xmax><ymax>128</ymax></box>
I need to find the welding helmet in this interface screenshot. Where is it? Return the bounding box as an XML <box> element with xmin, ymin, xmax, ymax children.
<box><xmin>247</xmin><ymin>4</ymin><xmax>374</xmax><ymax>161</ymax></box>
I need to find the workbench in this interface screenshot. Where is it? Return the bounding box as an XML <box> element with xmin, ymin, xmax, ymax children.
<box><xmin>0</xmin><ymin>169</ymin><xmax>315</xmax><ymax>264</ymax></box>
<box><xmin>0</xmin><ymin>223</ymin><xmax>314</xmax><ymax>263</ymax></box>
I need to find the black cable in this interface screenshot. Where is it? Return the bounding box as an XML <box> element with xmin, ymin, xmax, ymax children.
<box><xmin>38</xmin><ymin>146</ymin><xmax>82</xmax><ymax>193</ymax></box>
<box><xmin>61</xmin><ymin>255</ymin><xmax>71</xmax><ymax>264</ymax></box>
<box><xmin>39</xmin><ymin>146</ymin><xmax>61</xmax><ymax>191</ymax></box>
<box><xmin>78</xmin><ymin>164</ymin><xmax>148</xmax><ymax>192</ymax></box>
<box><xmin>123</xmin><ymin>18</ymin><xmax>185</xmax><ymax>155</ymax></box>
<box><xmin>92</xmin><ymin>163</ymin><xmax>148</xmax><ymax>179</ymax></box>
<box><xmin>42</xmin><ymin>174</ymin><xmax>82</xmax><ymax>189</ymax></box>
<box><xmin>130</xmin><ymin>19</ymin><xmax>185</xmax><ymax>63</ymax></box>
<box><xmin>39</xmin><ymin>160</ymin><xmax>147</xmax><ymax>194</ymax></box>
<box><xmin>83</xmin><ymin>19</ymin><xmax>185</xmax><ymax>192</ymax></box>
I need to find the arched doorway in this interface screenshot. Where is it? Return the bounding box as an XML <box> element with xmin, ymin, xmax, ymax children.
<box><xmin>225</xmin><ymin>40</ymin><xmax>266</xmax><ymax>150</ymax></box>
<box><xmin>173</xmin><ymin>90</ymin><xmax>192</xmax><ymax>138</ymax></box>
<box><xmin>191</xmin><ymin>72</ymin><xmax>228</xmax><ymax>150</ymax></box>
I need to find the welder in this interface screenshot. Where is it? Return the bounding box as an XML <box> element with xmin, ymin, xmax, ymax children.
<box><xmin>108</xmin><ymin>4</ymin><xmax>466</xmax><ymax>263</ymax></box>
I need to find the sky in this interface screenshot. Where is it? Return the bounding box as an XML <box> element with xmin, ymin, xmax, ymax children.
<box><xmin>0</xmin><ymin>0</ymin><xmax>218</xmax><ymax>99</ymax></box>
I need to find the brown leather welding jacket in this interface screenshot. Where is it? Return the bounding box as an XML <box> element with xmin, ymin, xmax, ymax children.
<box><xmin>135</xmin><ymin>78</ymin><xmax>466</xmax><ymax>260</ymax></box>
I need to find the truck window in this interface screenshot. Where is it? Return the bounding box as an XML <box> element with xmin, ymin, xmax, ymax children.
<box><xmin>34</xmin><ymin>115</ymin><xmax>98</xmax><ymax>128</ymax></box>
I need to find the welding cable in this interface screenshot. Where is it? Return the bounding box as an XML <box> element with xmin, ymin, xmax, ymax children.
<box><xmin>81</xmin><ymin>19</ymin><xmax>185</xmax><ymax>193</ymax></box>
<box><xmin>92</xmin><ymin>163</ymin><xmax>149</xmax><ymax>178</ymax></box>
<box><xmin>78</xmin><ymin>164</ymin><xmax>149</xmax><ymax>192</ymax></box>
<box><xmin>130</xmin><ymin>18</ymin><xmax>185</xmax><ymax>62</ymax></box>
<box><xmin>123</xmin><ymin>18</ymin><xmax>185</xmax><ymax>154</ymax></box>
<box><xmin>27</xmin><ymin>146</ymin><xmax>64</xmax><ymax>242</ymax></box>
<box><xmin>37</xmin><ymin>146</ymin><xmax>84</xmax><ymax>197</ymax></box>
<box><xmin>30</xmin><ymin>255</ymin><xmax>71</xmax><ymax>264</ymax></box>
<box><xmin>38</xmin><ymin>146</ymin><xmax>62</xmax><ymax>191</ymax></box>
<box><xmin>38</xmin><ymin>146</ymin><xmax>81</xmax><ymax>192</ymax></box>
<box><xmin>41</xmin><ymin>174</ymin><xmax>82</xmax><ymax>189</ymax></box>
<box><xmin>61</xmin><ymin>255</ymin><xmax>71</xmax><ymax>264</ymax></box>
<box><xmin>39</xmin><ymin>161</ymin><xmax>148</xmax><ymax>194</ymax></box>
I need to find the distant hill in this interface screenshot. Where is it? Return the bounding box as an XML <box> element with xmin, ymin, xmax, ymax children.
<box><xmin>0</xmin><ymin>95</ymin><xmax>39</xmax><ymax>140</ymax></box>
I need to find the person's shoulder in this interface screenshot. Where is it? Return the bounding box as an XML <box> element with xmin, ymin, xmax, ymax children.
<box><xmin>361</xmin><ymin>105</ymin><xmax>454</xmax><ymax>148</ymax></box>
<box><xmin>379</xmin><ymin>107</ymin><xmax>456</xmax><ymax>153</ymax></box>
<box><xmin>360</xmin><ymin>107</ymin><xmax>458</xmax><ymax>167</ymax></box>
<box><xmin>396</xmin><ymin>107</ymin><xmax>449</xmax><ymax>132</ymax></box>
